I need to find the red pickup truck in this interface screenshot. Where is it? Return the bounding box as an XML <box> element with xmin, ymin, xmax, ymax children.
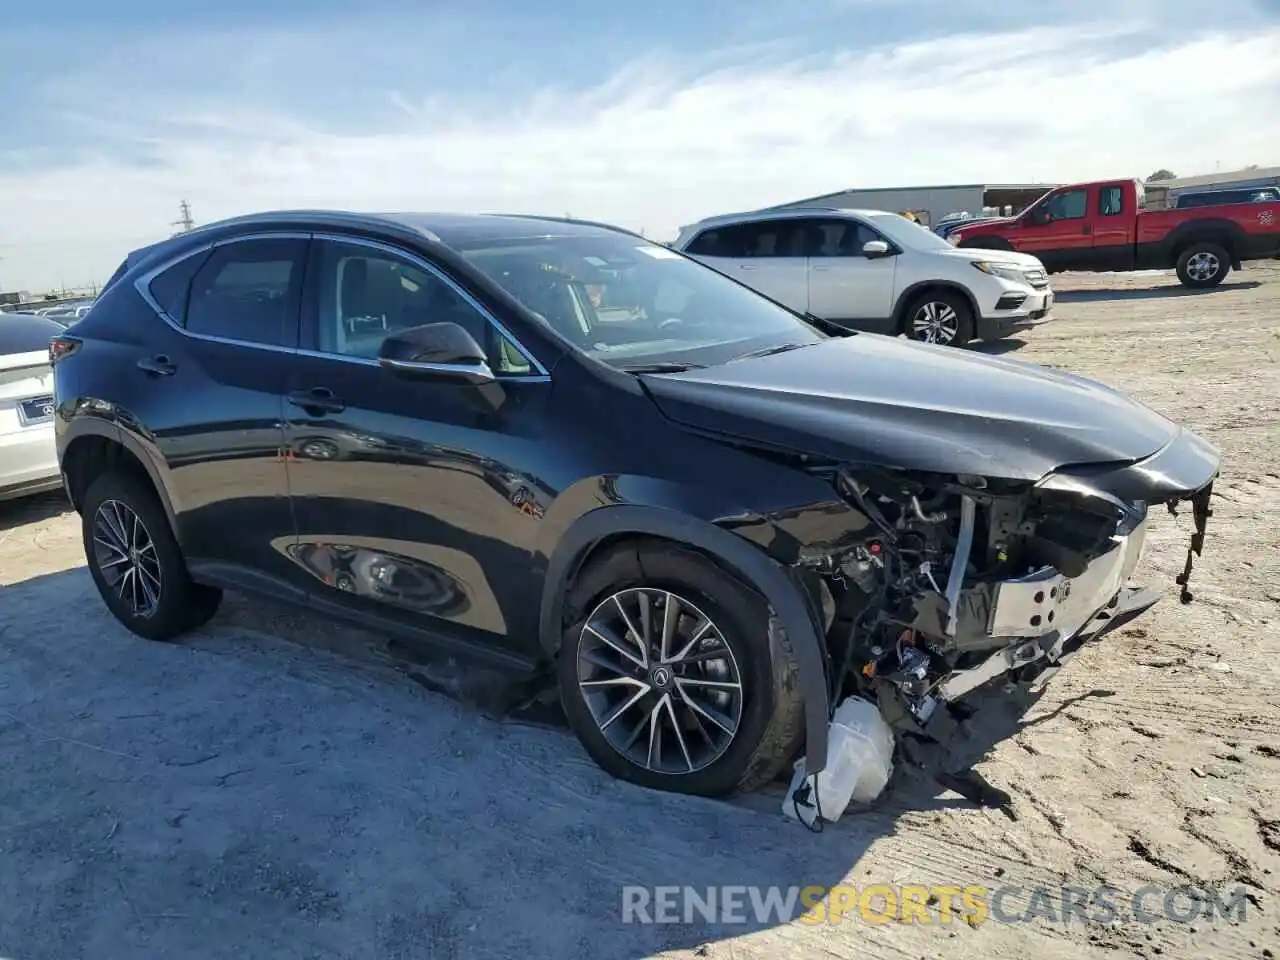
<box><xmin>950</xmin><ymin>178</ymin><xmax>1280</xmax><ymax>288</ymax></box>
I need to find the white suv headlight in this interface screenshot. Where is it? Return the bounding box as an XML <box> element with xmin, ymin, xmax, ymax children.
<box><xmin>972</xmin><ymin>261</ymin><xmax>1028</xmax><ymax>284</ymax></box>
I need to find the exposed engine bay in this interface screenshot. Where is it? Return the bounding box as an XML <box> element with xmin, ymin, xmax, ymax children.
<box><xmin>791</xmin><ymin>462</ymin><xmax>1215</xmax><ymax>816</ymax></box>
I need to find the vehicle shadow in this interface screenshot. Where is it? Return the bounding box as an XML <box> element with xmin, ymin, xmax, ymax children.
<box><xmin>0</xmin><ymin>567</ymin><xmax>1045</xmax><ymax>959</ymax></box>
<box><xmin>1053</xmin><ymin>280</ymin><xmax>1261</xmax><ymax>303</ymax></box>
<box><xmin>0</xmin><ymin>489</ymin><xmax>72</xmax><ymax>532</ymax></box>
<box><xmin>967</xmin><ymin>338</ymin><xmax>1028</xmax><ymax>356</ymax></box>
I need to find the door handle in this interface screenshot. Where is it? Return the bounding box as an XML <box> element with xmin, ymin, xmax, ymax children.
<box><xmin>287</xmin><ymin>388</ymin><xmax>346</xmax><ymax>414</ymax></box>
<box><xmin>137</xmin><ymin>354</ymin><xmax>176</xmax><ymax>376</ymax></box>
<box><xmin>1082</xmin><ymin>224</ymin><xmax>1092</xmax><ymax>235</ymax></box>
<box><xmin>737</xmin><ymin>264</ymin><xmax>757</xmax><ymax>271</ymax></box>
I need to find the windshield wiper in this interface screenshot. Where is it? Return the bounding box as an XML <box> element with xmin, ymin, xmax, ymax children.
<box><xmin>731</xmin><ymin>341</ymin><xmax>817</xmax><ymax>363</ymax></box>
<box><xmin>616</xmin><ymin>361</ymin><xmax>707</xmax><ymax>373</ymax></box>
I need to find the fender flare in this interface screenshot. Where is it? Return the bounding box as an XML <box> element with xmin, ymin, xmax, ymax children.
<box><xmin>538</xmin><ymin>504</ymin><xmax>832</xmax><ymax>773</ymax></box>
<box><xmin>1163</xmin><ymin>217</ymin><xmax>1247</xmax><ymax>264</ymax></box>
<box><xmin>59</xmin><ymin>416</ymin><xmax>179</xmax><ymax>532</ymax></box>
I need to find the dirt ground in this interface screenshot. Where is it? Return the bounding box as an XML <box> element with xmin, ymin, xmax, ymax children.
<box><xmin>1</xmin><ymin>263</ymin><xmax>1278</xmax><ymax>960</ymax></box>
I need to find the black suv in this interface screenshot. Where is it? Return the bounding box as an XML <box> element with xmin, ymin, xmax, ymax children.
<box><xmin>51</xmin><ymin>211</ymin><xmax>1219</xmax><ymax>800</ymax></box>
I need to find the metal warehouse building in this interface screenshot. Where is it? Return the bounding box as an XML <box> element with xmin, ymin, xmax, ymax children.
<box><xmin>765</xmin><ymin>182</ymin><xmax>1057</xmax><ymax>228</ymax></box>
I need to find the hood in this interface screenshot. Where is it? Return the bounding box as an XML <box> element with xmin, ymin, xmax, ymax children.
<box><xmin>935</xmin><ymin>246</ymin><xmax>1043</xmax><ymax>269</ymax></box>
<box><xmin>950</xmin><ymin>217</ymin><xmax>1015</xmax><ymax>238</ymax></box>
<box><xmin>641</xmin><ymin>335</ymin><xmax>1182</xmax><ymax>482</ymax></box>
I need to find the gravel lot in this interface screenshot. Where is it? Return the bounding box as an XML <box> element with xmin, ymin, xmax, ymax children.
<box><xmin>2</xmin><ymin>264</ymin><xmax>1278</xmax><ymax>960</ymax></box>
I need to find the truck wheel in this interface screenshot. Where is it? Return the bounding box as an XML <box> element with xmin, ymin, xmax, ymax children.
<box><xmin>557</xmin><ymin>541</ymin><xmax>804</xmax><ymax>797</ymax></box>
<box><xmin>903</xmin><ymin>290</ymin><xmax>974</xmax><ymax>346</ymax></box>
<box><xmin>1175</xmin><ymin>242</ymin><xmax>1230</xmax><ymax>288</ymax></box>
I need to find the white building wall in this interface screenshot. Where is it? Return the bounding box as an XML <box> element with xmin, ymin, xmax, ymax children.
<box><xmin>771</xmin><ymin>186</ymin><xmax>989</xmax><ymax>227</ymax></box>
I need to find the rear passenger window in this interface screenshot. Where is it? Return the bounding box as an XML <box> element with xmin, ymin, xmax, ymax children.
<box><xmin>185</xmin><ymin>238</ymin><xmax>306</xmax><ymax>346</ymax></box>
<box><xmin>1099</xmin><ymin>186</ymin><xmax>1124</xmax><ymax>217</ymax></box>
<box><xmin>686</xmin><ymin>221</ymin><xmax>803</xmax><ymax>258</ymax></box>
<box><xmin>147</xmin><ymin>250</ymin><xmax>212</xmax><ymax>323</ymax></box>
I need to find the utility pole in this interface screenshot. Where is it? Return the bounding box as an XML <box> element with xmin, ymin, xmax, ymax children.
<box><xmin>172</xmin><ymin>199</ymin><xmax>195</xmax><ymax>235</ymax></box>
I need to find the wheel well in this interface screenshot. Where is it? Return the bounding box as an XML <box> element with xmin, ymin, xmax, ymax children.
<box><xmin>894</xmin><ymin>283</ymin><xmax>979</xmax><ymax>333</ymax></box>
<box><xmin>1173</xmin><ymin>232</ymin><xmax>1235</xmax><ymax>261</ymax></box>
<box><xmin>554</xmin><ymin>532</ymin><xmax>761</xmax><ymax>653</ymax></box>
<box><xmin>62</xmin><ymin>436</ymin><xmax>153</xmax><ymax>513</ymax></box>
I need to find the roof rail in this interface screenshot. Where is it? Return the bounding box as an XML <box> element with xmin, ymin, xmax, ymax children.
<box><xmin>491</xmin><ymin>213</ymin><xmax>648</xmax><ymax>242</ymax></box>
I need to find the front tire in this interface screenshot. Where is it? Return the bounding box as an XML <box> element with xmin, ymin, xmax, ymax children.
<box><xmin>1175</xmin><ymin>242</ymin><xmax>1230</xmax><ymax>288</ymax></box>
<box><xmin>557</xmin><ymin>542</ymin><xmax>804</xmax><ymax>797</ymax></box>
<box><xmin>81</xmin><ymin>470</ymin><xmax>222</xmax><ymax>641</ymax></box>
<box><xmin>903</xmin><ymin>290</ymin><xmax>975</xmax><ymax>346</ymax></box>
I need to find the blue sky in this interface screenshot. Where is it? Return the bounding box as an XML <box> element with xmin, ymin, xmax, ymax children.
<box><xmin>2</xmin><ymin>0</ymin><xmax>1278</xmax><ymax>290</ymax></box>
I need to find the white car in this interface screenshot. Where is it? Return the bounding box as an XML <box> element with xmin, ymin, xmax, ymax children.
<box><xmin>0</xmin><ymin>313</ymin><xmax>62</xmax><ymax>502</ymax></box>
<box><xmin>673</xmin><ymin>206</ymin><xmax>1054</xmax><ymax>346</ymax></box>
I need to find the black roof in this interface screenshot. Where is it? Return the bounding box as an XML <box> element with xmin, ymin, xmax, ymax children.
<box><xmin>150</xmin><ymin>210</ymin><xmax>635</xmax><ymax>250</ymax></box>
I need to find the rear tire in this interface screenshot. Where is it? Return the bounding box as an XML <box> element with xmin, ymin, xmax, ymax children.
<box><xmin>81</xmin><ymin>470</ymin><xmax>222</xmax><ymax>641</ymax></box>
<box><xmin>902</xmin><ymin>290</ymin><xmax>975</xmax><ymax>346</ymax></box>
<box><xmin>1175</xmin><ymin>242</ymin><xmax>1230</xmax><ymax>288</ymax></box>
<box><xmin>557</xmin><ymin>541</ymin><xmax>804</xmax><ymax>797</ymax></box>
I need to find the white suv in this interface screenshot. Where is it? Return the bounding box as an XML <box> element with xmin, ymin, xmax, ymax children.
<box><xmin>673</xmin><ymin>207</ymin><xmax>1054</xmax><ymax>346</ymax></box>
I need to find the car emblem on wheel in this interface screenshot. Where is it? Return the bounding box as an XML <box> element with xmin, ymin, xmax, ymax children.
<box><xmin>651</xmin><ymin>665</ymin><xmax>673</xmax><ymax>690</ymax></box>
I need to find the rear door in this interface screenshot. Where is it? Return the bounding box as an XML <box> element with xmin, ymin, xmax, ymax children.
<box><xmin>1091</xmin><ymin>183</ymin><xmax>1136</xmax><ymax>270</ymax></box>
<box><xmin>683</xmin><ymin>220</ymin><xmax>809</xmax><ymax>312</ymax></box>
<box><xmin>799</xmin><ymin>216</ymin><xmax>896</xmax><ymax>331</ymax></box>
<box><xmin>1012</xmin><ymin>187</ymin><xmax>1094</xmax><ymax>271</ymax></box>
<box><xmin>131</xmin><ymin>234</ymin><xmax>306</xmax><ymax>587</ymax></box>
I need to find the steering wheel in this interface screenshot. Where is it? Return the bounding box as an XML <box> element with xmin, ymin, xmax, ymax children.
<box><xmin>657</xmin><ymin>316</ymin><xmax>684</xmax><ymax>332</ymax></box>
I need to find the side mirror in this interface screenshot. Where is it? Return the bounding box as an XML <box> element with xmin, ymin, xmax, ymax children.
<box><xmin>378</xmin><ymin>322</ymin><xmax>495</xmax><ymax>385</ymax></box>
<box><xmin>862</xmin><ymin>240</ymin><xmax>892</xmax><ymax>258</ymax></box>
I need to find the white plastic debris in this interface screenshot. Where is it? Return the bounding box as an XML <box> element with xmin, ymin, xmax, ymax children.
<box><xmin>782</xmin><ymin>697</ymin><xmax>895</xmax><ymax>827</ymax></box>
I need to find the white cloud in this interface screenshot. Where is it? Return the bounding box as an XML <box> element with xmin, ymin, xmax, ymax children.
<box><xmin>2</xmin><ymin>21</ymin><xmax>1278</xmax><ymax>290</ymax></box>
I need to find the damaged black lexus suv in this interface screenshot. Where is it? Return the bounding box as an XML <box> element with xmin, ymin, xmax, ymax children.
<box><xmin>51</xmin><ymin>211</ymin><xmax>1219</xmax><ymax>804</ymax></box>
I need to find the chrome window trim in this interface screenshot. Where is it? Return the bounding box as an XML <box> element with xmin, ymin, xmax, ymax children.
<box><xmin>131</xmin><ymin>229</ymin><xmax>550</xmax><ymax>380</ymax></box>
<box><xmin>132</xmin><ymin>231</ymin><xmax>312</xmax><ymax>356</ymax></box>
<box><xmin>311</xmin><ymin>232</ymin><xmax>550</xmax><ymax>380</ymax></box>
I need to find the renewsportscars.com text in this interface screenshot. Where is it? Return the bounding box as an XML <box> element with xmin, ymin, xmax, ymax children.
<box><xmin>620</xmin><ymin>883</ymin><xmax>1254</xmax><ymax>927</ymax></box>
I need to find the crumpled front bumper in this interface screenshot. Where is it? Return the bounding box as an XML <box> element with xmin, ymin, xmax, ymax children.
<box><xmin>936</xmin><ymin>516</ymin><xmax>1154</xmax><ymax>701</ymax></box>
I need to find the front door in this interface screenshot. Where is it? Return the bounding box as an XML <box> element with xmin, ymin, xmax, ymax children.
<box><xmin>280</xmin><ymin>235</ymin><xmax>551</xmax><ymax>667</ymax></box>
<box><xmin>1009</xmin><ymin>187</ymin><xmax>1093</xmax><ymax>271</ymax></box>
<box><xmin>798</xmin><ymin>217</ymin><xmax>897</xmax><ymax>332</ymax></box>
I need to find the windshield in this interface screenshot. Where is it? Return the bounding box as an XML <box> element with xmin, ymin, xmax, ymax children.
<box><xmin>862</xmin><ymin>211</ymin><xmax>959</xmax><ymax>252</ymax></box>
<box><xmin>456</xmin><ymin>233</ymin><xmax>826</xmax><ymax>370</ymax></box>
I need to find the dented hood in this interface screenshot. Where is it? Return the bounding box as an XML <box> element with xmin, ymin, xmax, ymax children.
<box><xmin>641</xmin><ymin>335</ymin><xmax>1188</xmax><ymax>483</ymax></box>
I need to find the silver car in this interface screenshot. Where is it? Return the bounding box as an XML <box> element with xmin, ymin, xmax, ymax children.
<box><xmin>1</xmin><ymin>312</ymin><xmax>62</xmax><ymax>501</ymax></box>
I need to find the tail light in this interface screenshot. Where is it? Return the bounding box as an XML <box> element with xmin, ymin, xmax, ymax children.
<box><xmin>49</xmin><ymin>335</ymin><xmax>82</xmax><ymax>366</ymax></box>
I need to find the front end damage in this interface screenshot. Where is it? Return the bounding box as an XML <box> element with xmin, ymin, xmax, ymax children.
<box><xmin>787</xmin><ymin>434</ymin><xmax>1219</xmax><ymax>822</ymax></box>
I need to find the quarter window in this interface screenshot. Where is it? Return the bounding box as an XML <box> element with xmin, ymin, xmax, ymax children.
<box><xmin>185</xmin><ymin>238</ymin><xmax>306</xmax><ymax>346</ymax></box>
<box><xmin>147</xmin><ymin>249</ymin><xmax>212</xmax><ymax>323</ymax></box>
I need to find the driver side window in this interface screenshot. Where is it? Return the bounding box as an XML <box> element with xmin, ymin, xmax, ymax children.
<box><xmin>1043</xmin><ymin>189</ymin><xmax>1087</xmax><ymax>221</ymax></box>
<box><xmin>307</xmin><ymin>239</ymin><xmax>534</xmax><ymax>374</ymax></box>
